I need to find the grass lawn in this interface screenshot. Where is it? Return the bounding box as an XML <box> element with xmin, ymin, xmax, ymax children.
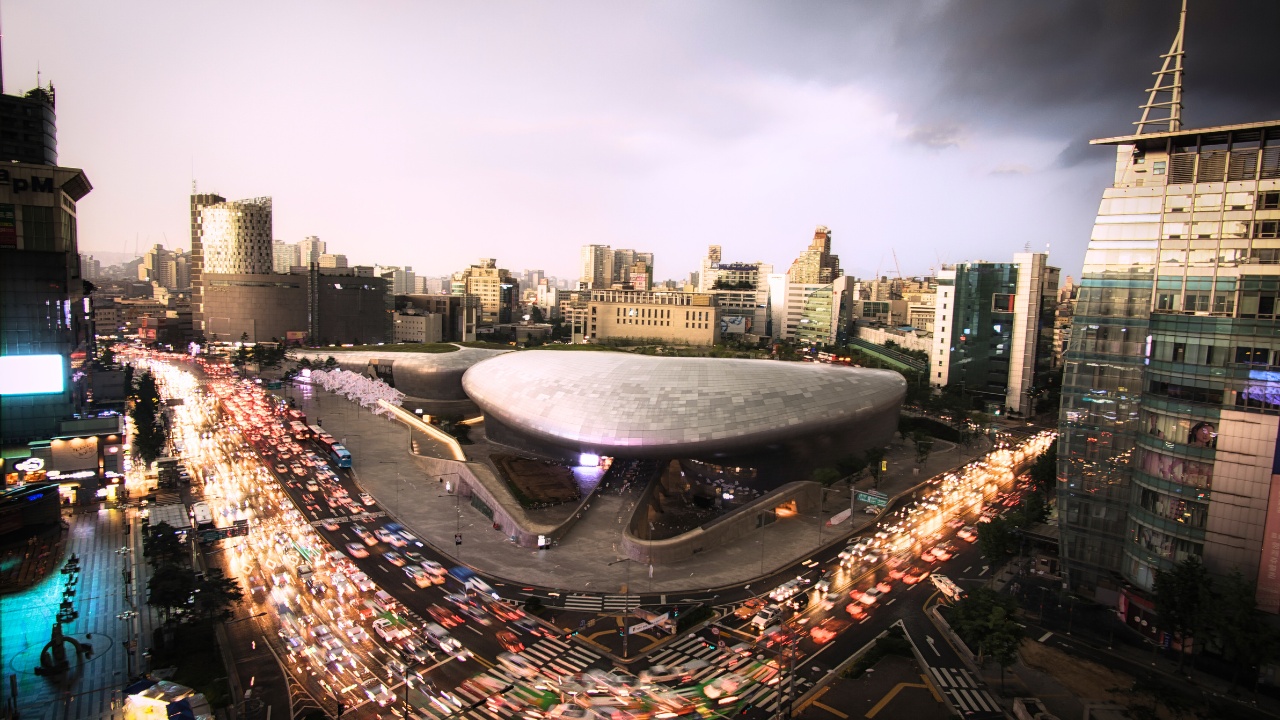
<box><xmin>309</xmin><ymin>343</ymin><xmax>459</xmax><ymax>353</ymax></box>
<box><xmin>527</xmin><ymin>344</ymin><xmax>620</xmax><ymax>352</ymax></box>
<box><xmin>456</xmin><ymin>341</ymin><xmax>516</xmax><ymax>350</ymax></box>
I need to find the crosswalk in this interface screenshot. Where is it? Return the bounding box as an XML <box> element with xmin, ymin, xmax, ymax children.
<box><xmin>929</xmin><ymin>666</ymin><xmax>1001</xmax><ymax>716</ymax></box>
<box><xmin>647</xmin><ymin>633</ymin><xmax>813</xmax><ymax>714</ymax></box>
<box><xmin>411</xmin><ymin>636</ymin><xmax>602</xmax><ymax>720</ymax></box>
<box><xmin>559</xmin><ymin>593</ymin><xmax>640</xmax><ymax>612</ymax></box>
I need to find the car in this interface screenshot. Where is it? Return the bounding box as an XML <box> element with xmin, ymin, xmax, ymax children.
<box><xmin>875</xmin><ymin>580</ymin><xmax>893</xmax><ymax>594</ymax></box>
<box><xmin>363</xmin><ymin>679</ymin><xmax>394</xmax><ymax>707</ymax></box>
<box><xmin>857</xmin><ymin>588</ymin><xmax>885</xmax><ymax>605</ymax></box>
<box><xmin>373</xmin><ymin>618</ymin><xmax>409</xmax><ymax>642</ymax></box>
<box><xmin>817</xmin><ymin>591</ymin><xmax>843</xmax><ymax>611</ymax></box>
<box><xmin>929</xmin><ymin>545</ymin><xmax>954</xmax><ymax>561</ymax></box>
<box><xmin>496</xmin><ymin>630</ymin><xmax>525</xmax><ymax>653</ymax></box>
<box><xmin>421</xmin><ymin>559</ymin><xmax>447</xmax><ymax>577</ymax></box>
<box><xmin>405</xmin><ymin>551</ymin><xmax>427</xmax><ymax>565</ymax></box>
<box><xmin>769</xmin><ymin>580</ymin><xmax>801</xmax><ymax>602</ymax></box>
<box><xmin>846</xmin><ymin>602</ymin><xmax>869</xmax><ymax>620</ymax></box>
<box><xmin>863</xmin><ymin>505</ymin><xmax>880</xmax><ymax>515</ymax></box>
<box><xmin>957</xmin><ymin>526</ymin><xmax>978</xmax><ymax>542</ymax></box>
<box><xmin>406</xmin><ymin>566</ymin><xmax>434</xmax><ymax>588</ymax></box>
<box><xmin>702</xmin><ymin>673</ymin><xmax>746</xmax><ymax>699</ymax></box>
<box><xmin>735</xmin><ymin>598</ymin><xmax>765</xmax><ymax>620</ymax></box>
<box><xmin>488</xmin><ymin>601</ymin><xmax>525</xmax><ymax>622</ymax></box>
<box><xmin>946</xmin><ymin>517</ymin><xmax>965</xmax><ymax>529</ymax></box>
<box><xmin>427</xmin><ymin>603</ymin><xmax>463</xmax><ymax>627</ymax></box>
<box><xmin>352</xmin><ymin>525</ymin><xmax>378</xmax><ymax>546</ymax></box>
<box><xmin>274</xmin><ymin>463</ymin><xmax>287</xmax><ymax>473</ymax></box>
<box><xmin>383</xmin><ymin>551</ymin><xmax>407</xmax><ymax>567</ymax></box>
<box><xmin>344</xmin><ymin>625</ymin><xmax>369</xmax><ymax>644</ymax></box>
<box><xmin>321</xmin><ymin>519</ymin><xmax>340</xmax><ymax>532</ymax></box>
<box><xmin>423</xmin><ymin>623</ymin><xmax>462</xmax><ymax>654</ymax></box>
<box><xmin>750</xmin><ymin>605</ymin><xmax>781</xmax><ymax>630</ymax></box>
<box><xmin>888</xmin><ymin>566</ymin><xmax>906</xmax><ymax>580</ymax></box>
<box><xmin>902</xmin><ymin>567</ymin><xmax>929</xmax><ymax>585</ymax></box>
<box><xmin>814</xmin><ymin>571</ymin><xmax>833</xmax><ymax>593</ymax></box>
<box><xmin>375</xmin><ymin>527</ymin><xmax>399</xmax><ymax>545</ymax></box>
<box><xmin>456</xmin><ymin>602</ymin><xmax>493</xmax><ymax>626</ymax></box>
<box><xmin>784</xmin><ymin>592</ymin><xmax>810</xmax><ymax>611</ymax></box>
<box><xmin>345</xmin><ymin>542</ymin><xmax>368</xmax><ymax>558</ymax></box>
<box><xmin>360</xmin><ymin>493</ymin><xmax>375</xmax><ymax>506</ymax></box>
<box><xmin>350</xmin><ymin>572</ymin><xmax>375</xmax><ymax>592</ymax></box>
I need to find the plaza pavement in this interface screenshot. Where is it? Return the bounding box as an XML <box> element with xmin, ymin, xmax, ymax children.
<box><xmin>1</xmin><ymin>507</ymin><xmax>154</xmax><ymax>720</ymax></box>
<box><xmin>283</xmin><ymin>382</ymin><xmax>990</xmax><ymax>595</ymax></box>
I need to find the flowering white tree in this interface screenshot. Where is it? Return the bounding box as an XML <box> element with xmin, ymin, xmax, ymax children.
<box><xmin>309</xmin><ymin>368</ymin><xmax>405</xmax><ymax>416</ymax></box>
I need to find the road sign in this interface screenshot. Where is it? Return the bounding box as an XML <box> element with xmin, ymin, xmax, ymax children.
<box><xmin>711</xmin><ymin>627</ymin><xmax>720</xmax><ymax>636</ymax></box>
<box><xmin>856</xmin><ymin>491</ymin><xmax>888</xmax><ymax>507</ymax></box>
<box><xmin>454</xmin><ymin>534</ymin><xmax>462</xmax><ymax>546</ymax></box>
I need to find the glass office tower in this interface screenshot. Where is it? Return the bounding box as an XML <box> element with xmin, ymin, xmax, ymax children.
<box><xmin>1059</xmin><ymin>120</ymin><xmax>1280</xmax><ymax>613</ymax></box>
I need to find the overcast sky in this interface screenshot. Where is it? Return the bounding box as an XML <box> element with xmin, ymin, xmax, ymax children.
<box><xmin>11</xmin><ymin>1</ymin><xmax>1280</xmax><ymax>282</ymax></box>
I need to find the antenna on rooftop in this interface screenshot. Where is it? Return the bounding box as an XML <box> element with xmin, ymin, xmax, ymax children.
<box><xmin>1135</xmin><ymin>0</ymin><xmax>1186</xmax><ymax>134</ymax></box>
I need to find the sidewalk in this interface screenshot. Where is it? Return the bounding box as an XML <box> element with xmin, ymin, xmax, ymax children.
<box><xmin>0</xmin><ymin>508</ymin><xmax>153</xmax><ymax>720</ymax></box>
<box><xmin>285</xmin><ymin>383</ymin><xmax>992</xmax><ymax>595</ymax></box>
<box><xmin>949</xmin><ymin>569</ymin><xmax>1280</xmax><ymax>720</ymax></box>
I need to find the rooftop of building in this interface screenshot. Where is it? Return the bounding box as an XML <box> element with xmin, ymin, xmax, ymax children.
<box><xmin>1091</xmin><ymin>118</ymin><xmax>1280</xmax><ymax>146</ymax></box>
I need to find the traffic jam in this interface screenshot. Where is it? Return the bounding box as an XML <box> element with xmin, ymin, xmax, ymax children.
<box><xmin>132</xmin><ymin>349</ymin><xmax>1055</xmax><ymax>720</ymax></box>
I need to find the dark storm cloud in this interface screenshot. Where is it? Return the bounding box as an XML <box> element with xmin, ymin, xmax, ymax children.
<box><xmin>707</xmin><ymin>0</ymin><xmax>1280</xmax><ymax>161</ymax></box>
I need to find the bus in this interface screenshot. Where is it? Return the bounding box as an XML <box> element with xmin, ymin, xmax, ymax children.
<box><xmin>289</xmin><ymin>421</ymin><xmax>311</xmax><ymax>441</ymax></box>
<box><xmin>191</xmin><ymin>501</ymin><xmax>215</xmax><ymax>531</ymax></box>
<box><xmin>329</xmin><ymin>444</ymin><xmax>352</xmax><ymax>469</ymax></box>
<box><xmin>307</xmin><ymin>424</ymin><xmax>326</xmax><ymax>439</ymax></box>
<box><xmin>315</xmin><ymin>434</ymin><xmax>352</xmax><ymax>468</ymax></box>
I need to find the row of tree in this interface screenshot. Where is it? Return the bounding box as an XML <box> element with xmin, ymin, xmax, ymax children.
<box><xmin>948</xmin><ymin>588</ymin><xmax>1023</xmax><ymax>689</ymax></box>
<box><xmin>129</xmin><ymin>369</ymin><xmax>169</xmax><ymax>467</ymax></box>
<box><xmin>143</xmin><ymin>522</ymin><xmax>243</xmax><ymax>625</ymax></box>
<box><xmin>1153</xmin><ymin>556</ymin><xmax>1278</xmax><ymax>683</ymax></box>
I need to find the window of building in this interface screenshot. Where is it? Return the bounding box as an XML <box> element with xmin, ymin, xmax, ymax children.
<box><xmin>1257</xmin><ymin>191</ymin><xmax>1280</xmax><ymax>210</ymax></box>
<box><xmin>1235</xmin><ymin>346</ymin><xmax>1271</xmax><ymax>365</ymax></box>
<box><xmin>1153</xmin><ymin>161</ymin><xmax>1167</xmax><ymax>175</ymax></box>
<box><xmin>1254</xmin><ymin>221</ymin><xmax>1280</xmax><ymax>239</ymax></box>
<box><xmin>21</xmin><ymin>204</ymin><xmax>56</xmax><ymax>251</ymax></box>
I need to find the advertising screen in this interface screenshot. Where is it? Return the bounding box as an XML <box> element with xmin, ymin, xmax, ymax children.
<box><xmin>0</xmin><ymin>354</ymin><xmax>66</xmax><ymax>395</ymax></box>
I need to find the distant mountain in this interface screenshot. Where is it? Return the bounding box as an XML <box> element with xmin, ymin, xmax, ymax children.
<box><xmin>79</xmin><ymin>250</ymin><xmax>142</xmax><ymax>266</ymax></box>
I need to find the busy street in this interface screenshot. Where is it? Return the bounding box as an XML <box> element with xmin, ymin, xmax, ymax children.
<box><xmin>112</xmin><ymin>348</ymin><xmax>1054</xmax><ymax>720</ymax></box>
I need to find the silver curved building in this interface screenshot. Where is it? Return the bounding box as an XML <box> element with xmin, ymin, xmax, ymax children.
<box><xmin>463</xmin><ymin>352</ymin><xmax>905</xmax><ymax>478</ymax></box>
<box><xmin>298</xmin><ymin>347</ymin><xmax>511</xmax><ymax>404</ymax></box>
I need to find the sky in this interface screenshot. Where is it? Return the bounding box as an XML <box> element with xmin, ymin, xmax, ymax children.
<box><xmin>9</xmin><ymin>0</ymin><xmax>1280</xmax><ymax>282</ymax></box>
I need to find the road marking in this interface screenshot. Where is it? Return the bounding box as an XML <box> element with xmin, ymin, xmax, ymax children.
<box><xmin>864</xmin><ymin>681</ymin><xmax>927</xmax><ymax>718</ymax></box>
<box><xmin>885</xmin><ymin>598</ymin><xmax>897</xmax><ymax>606</ymax></box>
<box><xmin>925</xmin><ymin>636</ymin><xmax>941</xmax><ymax>657</ymax></box>
<box><xmin>1038</xmin><ymin>631</ymin><xmax>1053</xmax><ymax>643</ymax></box>
<box><xmin>963</xmin><ymin>566</ymin><xmax>971</xmax><ymax>573</ymax></box>
<box><xmin>979</xmin><ymin>565</ymin><xmax>989</xmax><ymax>576</ymax></box>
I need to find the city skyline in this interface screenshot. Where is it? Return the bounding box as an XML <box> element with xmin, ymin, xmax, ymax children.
<box><xmin>9</xmin><ymin>1</ymin><xmax>1280</xmax><ymax>281</ymax></box>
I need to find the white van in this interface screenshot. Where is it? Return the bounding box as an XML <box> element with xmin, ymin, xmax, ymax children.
<box><xmin>373</xmin><ymin>590</ymin><xmax>397</xmax><ymax>612</ymax></box>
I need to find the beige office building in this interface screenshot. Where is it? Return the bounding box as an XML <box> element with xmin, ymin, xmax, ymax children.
<box><xmin>585</xmin><ymin>289</ymin><xmax>719</xmax><ymax>346</ymax></box>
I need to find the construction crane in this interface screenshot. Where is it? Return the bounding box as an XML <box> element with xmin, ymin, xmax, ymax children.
<box><xmin>892</xmin><ymin>250</ymin><xmax>903</xmax><ymax>279</ymax></box>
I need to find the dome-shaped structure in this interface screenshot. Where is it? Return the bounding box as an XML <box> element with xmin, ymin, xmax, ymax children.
<box><xmin>462</xmin><ymin>352</ymin><xmax>905</xmax><ymax>465</ymax></box>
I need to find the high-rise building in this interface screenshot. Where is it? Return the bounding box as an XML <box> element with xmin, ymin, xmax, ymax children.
<box><xmin>79</xmin><ymin>253</ymin><xmax>101</xmax><ymax>281</ymax></box>
<box><xmin>137</xmin><ymin>244</ymin><xmax>191</xmax><ymax>291</ymax></box>
<box><xmin>0</xmin><ymin>162</ymin><xmax>93</xmax><ymax>442</ymax></box>
<box><xmin>581</xmin><ymin>244</ymin><xmax>615</xmax><ymax>290</ymax></box>
<box><xmin>787</xmin><ymin>226</ymin><xmax>842</xmax><ymax>284</ymax></box>
<box><xmin>0</xmin><ymin>84</ymin><xmax>57</xmax><ymax>165</ymax></box>
<box><xmin>189</xmin><ymin>192</ymin><xmax>226</xmax><ymax>335</ymax></box>
<box><xmin>298</xmin><ymin>236</ymin><xmax>326</xmax><ymax>266</ymax></box>
<box><xmin>273</xmin><ymin>240</ymin><xmax>300</xmax><ymax>274</ymax></box>
<box><xmin>931</xmin><ymin>253</ymin><xmax>1058</xmax><ymax>415</ymax></box>
<box><xmin>376</xmin><ymin>265</ymin><xmax>417</xmax><ymax>295</ymax></box>
<box><xmin>1058</xmin><ymin>10</ymin><xmax>1280</xmax><ymax>617</ymax></box>
<box><xmin>454</xmin><ymin>258</ymin><xmax>518</xmax><ymax>325</ymax></box>
<box><xmin>201</xmin><ymin>197</ymin><xmax>273</xmax><ymax>275</ymax></box>
<box><xmin>318</xmin><ymin>253</ymin><xmax>347</xmax><ymax>269</ymax></box>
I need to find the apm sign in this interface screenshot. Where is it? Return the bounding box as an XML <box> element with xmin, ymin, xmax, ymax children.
<box><xmin>0</xmin><ymin>169</ymin><xmax>54</xmax><ymax>194</ymax></box>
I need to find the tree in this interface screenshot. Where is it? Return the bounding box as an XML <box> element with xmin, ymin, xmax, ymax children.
<box><xmin>324</xmin><ymin>356</ymin><xmax>339</xmax><ymax>370</ymax></box>
<box><xmin>530</xmin><ymin>306</ymin><xmax>545</xmax><ymax>324</ymax></box>
<box><xmin>912</xmin><ymin>430</ymin><xmax>934</xmax><ymax>464</ymax></box>
<box><xmin>811</xmin><ymin>467</ymin><xmax>842</xmax><ymax>487</ymax></box>
<box><xmin>1017</xmin><ymin>491</ymin><xmax>1048</xmax><ymax>526</ymax></box>
<box><xmin>191</xmin><ymin>569</ymin><xmax>244</xmax><ymax>624</ymax></box>
<box><xmin>1152</xmin><ymin>556</ymin><xmax>1214</xmax><ymax>671</ymax></box>
<box><xmin>143</xmin><ymin>522</ymin><xmax>186</xmax><ymax>569</ymax></box>
<box><xmin>1029</xmin><ymin>440</ymin><xmax>1058</xmax><ymax>495</ymax></box>
<box><xmin>1214</xmin><ymin>570</ymin><xmax>1280</xmax><ymax>689</ymax></box>
<box><xmin>129</xmin><ymin>369</ymin><xmax>168</xmax><ymax>466</ymax></box>
<box><xmin>864</xmin><ymin>447</ymin><xmax>886</xmax><ymax>489</ymax></box>
<box><xmin>100</xmin><ymin>346</ymin><xmax>117</xmax><ymax>366</ymax></box>
<box><xmin>948</xmin><ymin>587</ymin><xmax>1023</xmax><ymax>675</ymax></box>
<box><xmin>147</xmin><ymin>564</ymin><xmax>195</xmax><ymax>623</ymax></box>
<box><xmin>976</xmin><ymin>515</ymin><xmax>1018</xmax><ymax>563</ymax></box>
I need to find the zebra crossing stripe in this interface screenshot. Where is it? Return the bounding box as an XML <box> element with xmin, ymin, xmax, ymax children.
<box><xmin>524</xmin><ymin>646</ymin><xmax>553</xmax><ymax>662</ymax></box>
<box><xmin>547</xmin><ymin>661</ymin><xmax>577</xmax><ymax>676</ymax></box>
<box><xmin>648</xmin><ymin>650</ymin><xmax>678</xmax><ymax>665</ymax></box>
<box><xmin>758</xmin><ymin>690</ymin><xmax>780</xmax><ymax>712</ymax></box>
<box><xmin>566</xmin><ymin>647</ymin><xmax>598</xmax><ymax>662</ymax></box>
<box><xmin>541</xmin><ymin>636</ymin><xmax>571</xmax><ymax>650</ymax></box>
<box><xmin>689</xmin><ymin>645</ymin><xmax>718</xmax><ymax>659</ymax></box>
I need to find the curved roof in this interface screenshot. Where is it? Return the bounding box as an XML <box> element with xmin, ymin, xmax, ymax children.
<box><xmin>296</xmin><ymin>347</ymin><xmax>511</xmax><ymax>374</ymax></box>
<box><xmin>462</xmin><ymin>352</ymin><xmax>905</xmax><ymax>456</ymax></box>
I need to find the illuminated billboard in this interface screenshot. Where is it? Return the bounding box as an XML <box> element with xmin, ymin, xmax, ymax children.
<box><xmin>0</xmin><ymin>354</ymin><xmax>66</xmax><ymax>395</ymax></box>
